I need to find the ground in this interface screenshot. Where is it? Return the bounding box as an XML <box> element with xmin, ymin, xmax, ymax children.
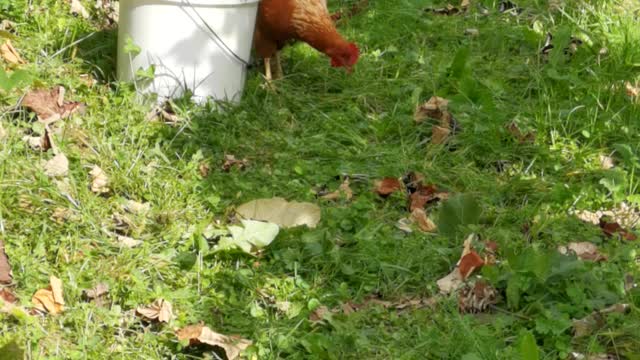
<box><xmin>1</xmin><ymin>0</ymin><xmax>640</xmax><ymax>359</ymax></box>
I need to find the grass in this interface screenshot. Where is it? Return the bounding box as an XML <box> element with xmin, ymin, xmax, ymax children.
<box><xmin>1</xmin><ymin>0</ymin><xmax>640</xmax><ymax>358</ymax></box>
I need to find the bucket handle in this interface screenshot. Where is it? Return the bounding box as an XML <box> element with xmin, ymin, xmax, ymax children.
<box><xmin>183</xmin><ymin>0</ymin><xmax>252</xmax><ymax>66</ymax></box>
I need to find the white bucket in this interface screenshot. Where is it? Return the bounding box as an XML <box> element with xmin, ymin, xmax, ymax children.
<box><xmin>117</xmin><ymin>0</ymin><xmax>259</xmax><ymax>103</ymax></box>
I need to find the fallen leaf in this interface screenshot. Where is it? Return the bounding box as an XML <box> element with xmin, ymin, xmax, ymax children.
<box><xmin>458</xmin><ymin>251</ymin><xmax>484</xmax><ymax>279</ymax></box>
<box><xmin>70</xmin><ymin>0</ymin><xmax>90</xmax><ymax>18</ymax></box>
<box><xmin>396</xmin><ymin>217</ymin><xmax>414</xmax><ymax>233</ymax></box>
<box><xmin>599</xmin><ymin>218</ymin><xmax>637</xmax><ymax>241</ymax></box>
<box><xmin>123</xmin><ymin>200</ymin><xmax>150</xmax><ymax>214</ymax></box>
<box><xmin>507</xmin><ymin>122</ymin><xmax>535</xmax><ymax>144</ymax></box>
<box><xmin>309</xmin><ymin>305</ymin><xmax>331</xmax><ymax>322</ymax></box>
<box><xmin>425</xmin><ymin>3</ymin><xmax>464</xmax><ymax>15</ymax></box>
<box><xmin>21</xmin><ymin>86</ymin><xmax>84</xmax><ymax>122</ymax></box>
<box><xmin>236</xmin><ymin>197</ymin><xmax>321</xmax><ymax>229</ymax></box>
<box><xmin>573</xmin><ymin>304</ymin><xmax>630</xmax><ymax>338</ymax></box>
<box><xmin>569</xmin><ymin>353</ymin><xmax>617</xmax><ymax>360</ymax></box>
<box><xmin>22</xmin><ymin>132</ymin><xmax>51</xmax><ymax>151</ymax></box>
<box><xmin>408</xmin><ymin>183</ymin><xmax>438</xmax><ymax>211</ymax></box>
<box><xmin>414</xmin><ymin>96</ymin><xmax>450</xmax><ymax>124</ymax></box>
<box><xmin>0</xmin><ymin>40</ymin><xmax>24</xmax><ymax>64</ymax></box>
<box><xmin>89</xmin><ymin>165</ymin><xmax>109</xmax><ymax>194</ymax></box>
<box><xmin>198</xmin><ymin>162</ymin><xmax>210</xmax><ymax>177</ymax></box>
<box><xmin>573</xmin><ymin>203</ymin><xmax>639</xmax><ymax>229</ymax></box>
<box><xmin>374</xmin><ymin>177</ymin><xmax>403</xmax><ymax>197</ymax></box>
<box><xmin>436</xmin><ymin>268</ymin><xmax>464</xmax><ymax>295</ymax></box>
<box><xmin>136</xmin><ymin>298</ymin><xmax>173</xmax><ymax>323</ymax></box>
<box><xmin>117</xmin><ymin>235</ymin><xmax>142</xmax><ymax>248</ymax></box>
<box><xmin>625</xmin><ymin>81</ymin><xmax>639</xmax><ymax>98</ymax></box>
<box><xmin>43</xmin><ymin>153</ymin><xmax>69</xmax><ymax>177</ymax></box>
<box><xmin>31</xmin><ymin>275</ymin><xmax>65</xmax><ymax>315</ymax></box>
<box><xmin>410</xmin><ymin>208</ymin><xmax>437</xmax><ymax>232</ymax></box>
<box><xmin>458</xmin><ymin>280</ymin><xmax>498</xmax><ymax>313</ymax></box>
<box><xmin>222</xmin><ymin>154</ymin><xmax>249</xmax><ymax>172</ymax></box>
<box><xmin>82</xmin><ymin>282</ymin><xmax>109</xmax><ymax>306</ymax></box>
<box><xmin>0</xmin><ymin>123</ymin><xmax>6</xmax><ymax>140</ymax></box>
<box><xmin>223</xmin><ymin>219</ymin><xmax>280</xmax><ymax>253</ymax></box>
<box><xmin>0</xmin><ymin>288</ymin><xmax>17</xmax><ymax>304</ymax></box>
<box><xmin>599</xmin><ymin>155</ymin><xmax>614</xmax><ymax>170</ymax></box>
<box><xmin>176</xmin><ymin>324</ymin><xmax>252</xmax><ymax>360</ymax></box>
<box><xmin>431</xmin><ymin>125</ymin><xmax>451</xmax><ymax>144</ymax></box>
<box><xmin>464</xmin><ymin>28</ymin><xmax>479</xmax><ymax>36</ymax></box>
<box><xmin>558</xmin><ymin>242</ymin><xmax>607</xmax><ymax>261</ymax></box>
<box><xmin>320</xmin><ymin>178</ymin><xmax>353</xmax><ymax>201</ymax></box>
<box><xmin>0</xmin><ymin>240</ymin><xmax>12</xmax><ymax>284</ymax></box>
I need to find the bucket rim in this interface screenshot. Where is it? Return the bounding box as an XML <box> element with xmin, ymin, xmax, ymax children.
<box><xmin>122</xmin><ymin>0</ymin><xmax>260</xmax><ymax>5</ymax></box>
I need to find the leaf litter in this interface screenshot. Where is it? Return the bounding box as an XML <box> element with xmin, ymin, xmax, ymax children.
<box><xmin>0</xmin><ymin>39</ymin><xmax>25</xmax><ymax>64</ymax></box>
<box><xmin>176</xmin><ymin>323</ymin><xmax>252</xmax><ymax>360</ymax></box>
<box><xmin>0</xmin><ymin>239</ymin><xmax>12</xmax><ymax>284</ymax></box>
<box><xmin>558</xmin><ymin>242</ymin><xmax>607</xmax><ymax>261</ymax></box>
<box><xmin>136</xmin><ymin>298</ymin><xmax>174</xmax><ymax>323</ymax></box>
<box><xmin>21</xmin><ymin>86</ymin><xmax>84</xmax><ymax>123</ymax></box>
<box><xmin>236</xmin><ymin>197</ymin><xmax>321</xmax><ymax>229</ymax></box>
<box><xmin>414</xmin><ymin>96</ymin><xmax>458</xmax><ymax>144</ymax></box>
<box><xmin>320</xmin><ymin>177</ymin><xmax>353</xmax><ymax>201</ymax></box>
<box><xmin>222</xmin><ymin>154</ymin><xmax>249</xmax><ymax>172</ymax></box>
<box><xmin>82</xmin><ymin>283</ymin><xmax>109</xmax><ymax>307</ymax></box>
<box><xmin>89</xmin><ymin>165</ymin><xmax>110</xmax><ymax>194</ymax></box>
<box><xmin>31</xmin><ymin>275</ymin><xmax>65</xmax><ymax>315</ymax></box>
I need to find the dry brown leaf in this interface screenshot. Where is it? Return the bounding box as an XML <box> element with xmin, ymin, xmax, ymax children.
<box><xmin>0</xmin><ymin>40</ymin><xmax>25</xmax><ymax>64</ymax></box>
<box><xmin>309</xmin><ymin>305</ymin><xmax>331</xmax><ymax>322</ymax></box>
<box><xmin>599</xmin><ymin>155</ymin><xmax>614</xmax><ymax>170</ymax></box>
<box><xmin>436</xmin><ymin>268</ymin><xmax>464</xmax><ymax>295</ymax></box>
<box><xmin>558</xmin><ymin>242</ymin><xmax>607</xmax><ymax>261</ymax></box>
<box><xmin>0</xmin><ymin>240</ymin><xmax>12</xmax><ymax>284</ymax></box>
<box><xmin>83</xmin><ymin>283</ymin><xmax>109</xmax><ymax>301</ymax></box>
<box><xmin>123</xmin><ymin>200</ymin><xmax>150</xmax><ymax>214</ymax></box>
<box><xmin>374</xmin><ymin>177</ymin><xmax>403</xmax><ymax>197</ymax></box>
<box><xmin>458</xmin><ymin>280</ymin><xmax>498</xmax><ymax>313</ymax></box>
<box><xmin>31</xmin><ymin>276</ymin><xmax>65</xmax><ymax>315</ymax></box>
<box><xmin>44</xmin><ymin>153</ymin><xmax>69</xmax><ymax>177</ymax></box>
<box><xmin>414</xmin><ymin>96</ymin><xmax>450</xmax><ymax>124</ymax></box>
<box><xmin>396</xmin><ymin>217</ymin><xmax>414</xmax><ymax>233</ymax></box>
<box><xmin>408</xmin><ymin>183</ymin><xmax>438</xmax><ymax>211</ymax></box>
<box><xmin>22</xmin><ymin>132</ymin><xmax>51</xmax><ymax>151</ymax></box>
<box><xmin>600</xmin><ymin>219</ymin><xmax>637</xmax><ymax>241</ymax></box>
<box><xmin>89</xmin><ymin>165</ymin><xmax>109</xmax><ymax>194</ymax></box>
<box><xmin>22</xmin><ymin>87</ymin><xmax>84</xmax><ymax>122</ymax></box>
<box><xmin>458</xmin><ymin>251</ymin><xmax>484</xmax><ymax>279</ymax></box>
<box><xmin>431</xmin><ymin>125</ymin><xmax>451</xmax><ymax>144</ymax></box>
<box><xmin>507</xmin><ymin>122</ymin><xmax>536</xmax><ymax>144</ymax></box>
<box><xmin>198</xmin><ymin>162</ymin><xmax>210</xmax><ymax>177</ymax></box>
<box><xmin>236</xmin><ymin>197</ymin><xmax>321</xmax><ymax>229</ymax></box>
<box><xmin>573</xmin><ymin>203</ymin><xmax>639</xmax><ymax>229</ymax></box>
<box><xmin>70</xmin><ymin>0</ymin><xmax>90</xmax><ymax>18</ymax></box>
<box><xmin>625</xmin><ymin>81</ymin><xmax>639</xmax><ymax>98</ymax></box>
<box><xmin>117</xmin><ymin>235</ymin><xmax>142</xmax><ymax>248</ymax></box>
<box><xmin>0</xmin><ymin>288</ymin><xmax>17</xmax><ymax>304</ymax></box>
<box><xmin>82</xmin><ymin>283</ymin><xmax>109</xmax><ymax>307</ymax></box>
<box><xmin>176</xmin><ymin>324</ymin><xmax>252</xmax><ymax>360</ymax></box>
<box><xmin>222</xmin><ymin>154</ymin><xmax>249</xmax><ymax>172</ymax></box>
<box><xmin>573</xmin><ymin>304</ymin><xmax>630</xmax><ymax>338</ymax></box>
<box><xmin>136</xmin><ymin>298</ymin><xmax>173</xmax><ymax>323</ymax></box>
<box><xmin>320</xmin><ymin>178</ymin><xmax>353</xmax><ymax>201</ymax></box>
<box><xmin>410</xmin><ymin>208</ymin><xmax>437</xmax><ymax>232</ymax></box>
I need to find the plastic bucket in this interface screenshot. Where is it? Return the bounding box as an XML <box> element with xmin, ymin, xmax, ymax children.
<box><xmin>117</xmin><ymin>0</ymin><xmax>259</xmax><ymax>103</ymax></box>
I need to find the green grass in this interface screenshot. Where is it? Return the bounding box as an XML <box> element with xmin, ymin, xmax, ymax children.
<box><xmin>1</xmin><ymin>0</ymin><xmax>640</xmax><ymax>358</ymax></box>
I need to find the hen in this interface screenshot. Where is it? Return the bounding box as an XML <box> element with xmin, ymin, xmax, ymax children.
<box><xmin>253</xmin><ymin>0</ymin><xmax>360</xmax><ymax>81</ymax></box>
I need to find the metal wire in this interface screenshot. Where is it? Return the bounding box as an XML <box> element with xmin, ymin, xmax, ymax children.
<box><xmin>183</xmin><ymin>0</ymin><xmax>252</xmax><ymax>66</ymax></box>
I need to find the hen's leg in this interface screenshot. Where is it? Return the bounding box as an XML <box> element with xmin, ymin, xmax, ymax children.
<box><xmin>273</xmin><ymin>52</ymin><xmax>283</xmax><ymax>80</ymax></box>
<box><xmin>264</xmin><ymin>57</ymin><xmax>273</xmax><ymax>81</ymax></box>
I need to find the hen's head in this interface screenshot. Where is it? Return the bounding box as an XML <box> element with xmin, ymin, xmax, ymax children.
<box><xmin>329</xmin><ymin>43</ymin><xmax>360</xmax><ymax>72</ymax></box>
